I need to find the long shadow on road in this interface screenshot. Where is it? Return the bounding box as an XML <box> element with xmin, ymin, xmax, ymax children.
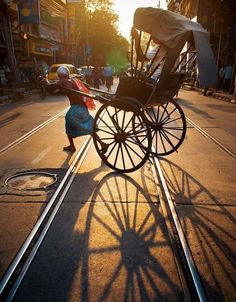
<box><xmin>158</xmin><ymin>158</ymin><xmax>236</xmax><ymax>302</ymax></box>
<box><xmin>12</xmin><ymin>157</ymin><xmax>236</xmax><ymax>302</ymax></box>
<box><xmin>13</xmin><ymin>168</ymin><xmax>183</xmax><ymax>302</ymax></box>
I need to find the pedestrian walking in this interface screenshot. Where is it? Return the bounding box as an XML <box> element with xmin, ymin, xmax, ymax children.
<box><xmin>92</xmin><ymin>66</ymin><xmax>101</xmax><ymax>89</ymax></box>
<box><xmin>223</xmin><ymin>64</ymin><xmax>233</xmax><ymax>92</ymax></box>
<box><xmin>84</xmin><ymin>66</ymin><xmax>93</xmax><ymax>86</ymax></box>
<box><xmin>218</xmin><ymin>65</ymin><xmax>225</xmax><ymax>90</ymax></box>
<box><xmin>103</xmin><ymin>65</ymin><xmax>113</xmax><ymax>91</ymax></box>
<box><xmin>100</xmin><ymin>67</ymin><xmax>105</xmax><ymax>85</ymax></box>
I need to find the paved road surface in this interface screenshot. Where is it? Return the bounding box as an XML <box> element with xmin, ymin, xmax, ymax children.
<box><xmin>0</xmin><ymin>83</ymin><xmax>235</xmax><ymax>301</ymax></box>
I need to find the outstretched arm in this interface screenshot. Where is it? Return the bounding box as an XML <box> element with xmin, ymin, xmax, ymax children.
<box><xmin>43</xmin><ymin>78</ymin><xmax>61</xmax><ymax>92</ymax></box>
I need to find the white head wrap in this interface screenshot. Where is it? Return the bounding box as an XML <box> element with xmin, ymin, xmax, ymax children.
<box><xmin>57</xmin><ymin>66</ymin><xmax>69</xmax><ymax>78</ymax></box>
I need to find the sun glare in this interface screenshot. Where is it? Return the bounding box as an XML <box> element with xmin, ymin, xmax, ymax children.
<box><xmin>113</xmin><ymin>0</ymin><xmax>167</xmax><ymax>39</ymax></box>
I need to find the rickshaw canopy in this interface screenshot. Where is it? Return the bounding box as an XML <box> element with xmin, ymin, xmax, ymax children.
<box><xmin>133</xmin><ymin>7</ymin><xmax>217</xmax><ymax>88</ymax></box>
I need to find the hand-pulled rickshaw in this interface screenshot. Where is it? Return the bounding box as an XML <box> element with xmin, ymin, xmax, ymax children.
<box><xmin>68</xmin><ymin>7</ymin><xmax>217</xmax><ymax>173</ymax></box>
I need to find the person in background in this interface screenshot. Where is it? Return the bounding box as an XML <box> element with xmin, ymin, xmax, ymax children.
<box><xmin>218</xmin><ymin>64</ymin><xmax>225</xmax><ymax>90</ymax></box>
<box><xmin>103</xmin><ymin>65</ymin><xmax>113</xmax><ymax>91</ymax></box>
<box><xmin>84</xmin><ymin>66</ymin><xmax>93</xmax><ymax>86</ymax></box>
<box><xmin>44</xmin><ymin>66</ymin><xmax>107</xmax><ymax>153</ymax></box>
<box><xmin>92</xmin><ymin>66</ymin><xmax>101</xmax><ymax>89</ymax></box>
<box><xmin>234</xmin><ymin>73</ymin><xmax>236</xmax><ymax>96</ymax></box>
<box><xmin>223</xmin><ymin>63</ymin><xmax>233</xmax><ymax>92</ymax></box>
<box><xmin>100</xmin><ymin>67</ymin><xmax>105</xmax><ymax>85</ymax></box>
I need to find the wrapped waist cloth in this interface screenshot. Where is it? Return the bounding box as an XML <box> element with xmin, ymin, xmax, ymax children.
<box><xmin>65</xmin><ymin>104</ymin><xmax>94</xmax><ymax>137</ymax></box>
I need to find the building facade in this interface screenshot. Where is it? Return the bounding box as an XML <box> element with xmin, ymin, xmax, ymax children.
<box><xmin>167</xmin><ymin>0</ymin><xmax>236</xmax><ymax>93</ymax></box>
<box><xmin>0</xmin><ymin>0</ymin><xmax>77</xmax><ymax>87</ymax></box>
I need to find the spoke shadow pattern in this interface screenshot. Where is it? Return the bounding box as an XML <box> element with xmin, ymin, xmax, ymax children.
<box><xmin>156</xmin><ymin>158</ymin><xmax>236</xmax><ymax>302</ymax></box>
<box><xmin>87</xmin><ymin>172</ymin><xmax>182</xmax><ymax>301</ymax></box>
<box><xmin>13</xmin><ymin>170</ymin><xmax>183</xmax><ymax>302</ymax></box>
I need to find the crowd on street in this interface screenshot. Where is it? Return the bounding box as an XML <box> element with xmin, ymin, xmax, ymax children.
<box><xmin>82</xmin><ymin>65</ymin><xmax>114</xmax><ymax>91</ymax></box>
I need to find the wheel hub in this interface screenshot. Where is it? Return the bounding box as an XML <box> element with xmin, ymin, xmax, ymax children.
<box><xmin>150</xmin><ymin>122</ymin><xmax>162</xmax><ymax>131</ymax></box>
<box><xmin>114</xmin><ymin>132</ymin><xmax>128</xmax><ymax>143</ymax></box>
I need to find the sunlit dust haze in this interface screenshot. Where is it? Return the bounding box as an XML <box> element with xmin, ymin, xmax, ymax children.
<box><xmin>113</xmin><ymin>0</ymin><xmax>167</xmax><ymax>39</ymax></box>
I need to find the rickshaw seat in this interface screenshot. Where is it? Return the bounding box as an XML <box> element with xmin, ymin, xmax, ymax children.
<box><xmin>151</xmin><ymin>72</ymin><xmax>185</xmax><ymax>105</ymax></box>
<box><xmin>116</xmin><ymin>72</ymin><xmax>185</xmax><ymax>107</ymax></box>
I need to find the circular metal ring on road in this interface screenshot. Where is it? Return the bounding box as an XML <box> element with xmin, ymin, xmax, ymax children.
<box><xmin>5</xmin><ymin>171</ymin><xmax>58</xmax><ymax>191</ymax></box>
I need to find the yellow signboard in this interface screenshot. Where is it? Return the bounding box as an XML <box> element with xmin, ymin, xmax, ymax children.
<box><xmin>29</xmin><ymin>41</ymin><xmax>53</xmax><ymax>56</ymax></box>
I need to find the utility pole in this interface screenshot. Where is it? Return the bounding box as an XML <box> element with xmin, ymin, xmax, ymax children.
<box><xmin>84</xmin><ymin>0</ymin><xmax>89</xmax><ymax>66</ymax></box>
<box><xmin>2</xmin><ymin>0</ymin><xmax>21</xmax><ymax>82</ymax></box>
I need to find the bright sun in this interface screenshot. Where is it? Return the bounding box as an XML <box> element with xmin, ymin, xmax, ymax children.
<box><xmin>113</xmin><ymin>0</ymin><xmax>167</xmax><ymax>39</ymax></box>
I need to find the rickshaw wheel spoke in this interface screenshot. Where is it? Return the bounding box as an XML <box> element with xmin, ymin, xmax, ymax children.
<box><xmin>93</xmin><ymin>99</ymin><xmax>151</xmax><ymax>173</ymax></box>
<box><xmin>144</xmin><ymin>100</ymin><xmax>187</xmax><ymax>156</ymax></box>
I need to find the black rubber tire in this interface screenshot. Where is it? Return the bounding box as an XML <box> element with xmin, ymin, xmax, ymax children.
<box><xmin>93</xmin><ymin>98</ymin><xmax>152</xmax><ymax>173</ymax></box>
<box><xmin>144</xmin><ymin>100</ymin><xmax>187</xmax><ymax>156</ymax></box>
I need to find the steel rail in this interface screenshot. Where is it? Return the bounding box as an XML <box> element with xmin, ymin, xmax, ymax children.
<box><xmin>5</xmin><ymin>137</ymin><xmax>93</xmax><ymax>302</ymax></box>
<box><xmin>185</xmin><ymin>116</ymin><xmax>236</xmax><ymax>160</ymax></box>
<box><xmin>0</xmin><ymin>135</ymin><xmax>92</xmax><ymax>298</ymax></box>
<box><xmin>0</xmin><ymin>109</ymin><xmax>67</xmax><ymax>156</ymax></box>
<box><xmin>167</xmin><ymin>101</ymin><xmax>235</xmax><ymax>160</ymax></box>
<box><xmin>151</xmin><ymin>155</ymin><xmax>207</xmax><ymax>302</ymax></box>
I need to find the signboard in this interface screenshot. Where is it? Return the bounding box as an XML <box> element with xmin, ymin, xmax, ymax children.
<box><xmin>39</xmin><ymin>24</ymin><xmax>61</xmax><ymax>42</ymax></box>
<box><xmin>51</xmin><ymin>46</ymin><xmax>59</xmax><ymax>51</ymax></box>
<box><xmin>18</xmin><ymin>0</ymin><xmax>40</xmax><ymax>24</ymax></box>
<box><xmin>30</xmin><ymin>42</ymin><xmax>53</xmax><ymax>56</ymax></box>
<box><xmin>35</xmin><ymin>45</ymin><xmax>52</xmax><ymax>55</ymax></box>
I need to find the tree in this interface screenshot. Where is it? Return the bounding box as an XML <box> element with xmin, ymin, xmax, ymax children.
<box><xmin>75</xmin><ymin>0</ymin><xmax>130</xmax><ymax>69</ymax></box>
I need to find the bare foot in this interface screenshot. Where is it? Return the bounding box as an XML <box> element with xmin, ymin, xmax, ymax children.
<box><xmin>63</xmin><ymin>145</ymin><xmax>76</xmax><ymax>152</ymax></box>
<box><xmin>100</xmin><ymin>141</ymin><xmax>109</xmax><ymax>154</ymax></box>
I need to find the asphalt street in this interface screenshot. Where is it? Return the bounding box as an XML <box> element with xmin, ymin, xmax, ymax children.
<box><xmin>0</xmin><ymin>82</ymin><xmax>235</xmax><ymax>301</ymax></box>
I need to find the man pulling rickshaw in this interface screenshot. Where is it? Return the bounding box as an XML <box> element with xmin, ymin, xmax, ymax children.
<box><xmin>44</xmin><ymin>7</ymin><xmax>217</xmax><ymax>173</ymax></box>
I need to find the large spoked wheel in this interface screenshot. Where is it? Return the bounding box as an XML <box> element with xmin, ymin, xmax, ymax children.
<box><xmin>93</xmin><ymin>98</ymin><xmax>152</xmax><ymax>173</ymax></box>
<box><xmin>144</xmin><ymin>100</ymin><xmax>187</xmax><ymax>156</ymax></box>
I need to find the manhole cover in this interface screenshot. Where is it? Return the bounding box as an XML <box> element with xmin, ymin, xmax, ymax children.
<box><xmin>5</xmin><ymin>172</ymin><xmax>57</xmax><ymax>191</ymax></box>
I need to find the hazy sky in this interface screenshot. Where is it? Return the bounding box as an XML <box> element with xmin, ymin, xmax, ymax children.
<box><xmin>113</xmin><ymin>0</ymin><xmax>167</xmax><ymax>39</ymax></box>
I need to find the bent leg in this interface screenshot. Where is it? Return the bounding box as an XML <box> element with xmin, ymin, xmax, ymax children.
<box><xmin>63</xmin><ymin>134</ymin><xmax>76</xmax><ymax>152</ymax></box>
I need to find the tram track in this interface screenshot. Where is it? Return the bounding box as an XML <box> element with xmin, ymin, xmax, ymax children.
<box><xmin>0</xmin><ymin>109</ymin><xmax>67</xmax><ymax>156</ymax></box>
<box><xmin>164</xmin><ymin>101</ymin><xmax>236</xmax><ymax>161</ymax></box>
<box><xmin>148</xmin><ymin>104</ymin><xmax>235</xmax><ymax>301</ymax></box>
<box><xmin>1</xmin><ymin>99</ymin><xmax>234</xmax><ymax>162</ymax></box>
<box><xmin>184</xmin><ymin>115</ymin><xmax>236</xmax><ymax>161</ymax></box>
<box><xmin>0</xmin><ymin>136</ymin><xmax>93</xmax><ymax>301</ymax></box>
<box><xmin>0</xmin><ymin>106</ymin><xmax>106</xmax><ymax>301</ymax></box>
<box><xmin>150</xmin><ymin>155</ymin><xmax>207</xmax><ymax>302</ymax></box>
<box><xmin>0</xmin><ymin>99</ymin><xmax>234</xmax><ymax>301</ymax></box>
<box><xmin>0</xmin><ymin>133</ymin><xmax>205</xmax><ymax>301</ymax></box>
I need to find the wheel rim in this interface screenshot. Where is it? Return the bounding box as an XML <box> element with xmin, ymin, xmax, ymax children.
<box><xmin>144</xmin><ymin>100</ymin><xmax>186</xmax><ymax>156</ymax></box>
<box><xmin>93</xmin><ymin>99</ymin><xmax>151</xmax><ymax>173</ymax></box>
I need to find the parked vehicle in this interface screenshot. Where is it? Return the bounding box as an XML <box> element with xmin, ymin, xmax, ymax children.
<box><xmin>76</xmin><ymin>68</ymin><xmax>86</xmax><ymax>81</ymax></box>
<box><xmin>46</xmin><ymin>64</ymin><xmax>79</xmax><ymax>81</ymax></box>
